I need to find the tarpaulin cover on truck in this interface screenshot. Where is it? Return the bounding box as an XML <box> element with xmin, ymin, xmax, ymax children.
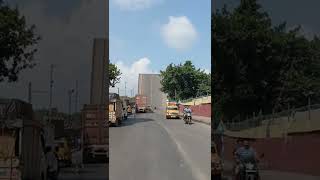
<box><xmin>0</xmin><ymin>136</ymin><xmax>15</xmax><ymax>159</ymax></box>
<box><xmin>0</xmin><ymin>99</ymin><xmax>33</xmax><ymax>120</ymax></box>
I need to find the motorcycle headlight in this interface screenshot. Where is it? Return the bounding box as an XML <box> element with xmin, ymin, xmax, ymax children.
<box><xmin>245</xmin><ymin>163</ymin><xmax>254</xmax><ymax>170</ymax></box>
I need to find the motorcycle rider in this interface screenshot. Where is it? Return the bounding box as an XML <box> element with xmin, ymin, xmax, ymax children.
<box><xmin>183</xmin><ymin>105</ymin><xmax>192</xmax><ymax>120</ymax></box>
<box><xmin>233</xmin><ymin>139</ymin><xmax>244</xmax><ymax>157</ymax></box>
<box><xmin>233</xmin><ymin>139</ymin><xmax>243</xmax><ymax>176</ymax></box>
<box><xmin>234</xmin><ymin>140</ymin><xmax>259</xmax><ymax>179</ymax></box>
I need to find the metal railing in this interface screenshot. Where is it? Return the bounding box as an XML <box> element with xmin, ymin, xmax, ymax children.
<box><xmin>180</xmin><ymin>95</ymin><xmax>211</xmax><ymax>104</ymax></box>
<box><xmin>224</xmin><ymin>103</ymin><xmax>320</xmax><ymax>131</ymax></box>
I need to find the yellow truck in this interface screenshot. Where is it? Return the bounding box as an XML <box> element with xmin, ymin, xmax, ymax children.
<box><xmin>109</xmin><ymin>93</ymin><xmax>123</xmax><ymax>126</ymax></box>
<box><xmin>165</xmin><ymin>102</ymin><xmax>180</xmax><ymax>119</ymax></box>
<box><xmin>127</xmin><ymin>105</ymin><xmax>132</xmax><ymax>114</ymax></box>
<box><xmin>54</xmin><ymin>138</ymin><xmax>71</xmax><ymax>167</ymax></box>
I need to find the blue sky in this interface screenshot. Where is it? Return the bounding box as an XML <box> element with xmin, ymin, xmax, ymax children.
<box><xmin>109</xmin><ymin>0</ymin><xmax>211</xmax><ymax>95</ymax></box>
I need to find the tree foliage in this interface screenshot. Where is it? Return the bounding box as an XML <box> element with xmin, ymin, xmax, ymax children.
<box><xmin>109</xmin><ymin>62</ymin><xmax>121</xmax><ymax>87</ymax></box>
<box><xmin>212</xmin><ymin>0</ymin><xmax>320</xmax><ymax>122</ymax></box>
<box><xmin>0</xmin><ymin>1</ymin><xmax>40</xmax><ymax>82</ymax></box>
<box><xmin>160</xmin><ymin>60</ymin><xmax>211</xmax><ymax>101</ymax></box>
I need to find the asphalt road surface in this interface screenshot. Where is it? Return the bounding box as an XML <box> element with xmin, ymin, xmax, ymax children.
<box><xmin>109</xmin><ymin>112</ymin><xmax>211</xmax><ymax>180</ymax></box>
<box><xmin>58</xmin><ymin>163</ymin><xmax>108</xmax><ymax>180</ymax></box>
<box><xmin>222</xmin><ymin>161</ymin><xmax>320</xmax><ymax>180</ymax></box>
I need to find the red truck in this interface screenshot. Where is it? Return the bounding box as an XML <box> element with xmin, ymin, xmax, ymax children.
<box><xmin>82</xmin><ymin>104</ymin><xmax>108</xmax><ymax>163</ymax></box>
<box><xmin>135</xmin><ymin>95</ymin><xmax>148</xmax><ymax>113</ymax></box>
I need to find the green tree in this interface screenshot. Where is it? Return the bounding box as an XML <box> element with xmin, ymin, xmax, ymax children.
<box><xmin>0</xmin><ymin>1</ymin><xmax>41</xmax><ymax>82</ymax></box>
<box><xmin>109</xmin><ymin>63</ymin><xmax>121</xmax><ymax>87</ymax></box>
<box><xmin>160</xmin><ymin>61</ymin><xmax>210</xmax><ymax>101</ymax></box>
<box><xmin>212</xmin><ymin>0</ymin><xmax>320</xmax><ymax>123</ymax></box>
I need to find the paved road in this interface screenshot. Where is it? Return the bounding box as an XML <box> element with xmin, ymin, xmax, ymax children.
<box><xmin>222</xmin><ymin>161</ymin><xmax>320</xmax><ymax>180</ymax></box>
<box><xmin>109</xmin><ymin>112</ymin><xmax>211</xmax><ymax>180</ymax></box>
<box><xmin>58</xmin><ymin>164</ymin><xmax>108</xmax><ymax>180</ymax></box>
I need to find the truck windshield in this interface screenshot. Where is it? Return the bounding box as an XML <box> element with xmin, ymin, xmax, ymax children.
<box><xmin>167</xmin><ymin>107</ymin><xmax>178</xmax><ymax>110</ymax></box>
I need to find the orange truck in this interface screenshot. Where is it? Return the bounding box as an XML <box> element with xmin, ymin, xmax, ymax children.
<box><xmin>135</xmin><ymin>95</ymin><xmax>147</xmax><ymax>113</ymax></box>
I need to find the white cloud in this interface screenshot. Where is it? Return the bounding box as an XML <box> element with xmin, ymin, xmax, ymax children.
<box><xmin>110</xmin><ymin>57</ymin><xmax>158</xmax><ymax>96</ymax></box>
<box><xmin>287</xmin><ymin>24</ymin><xmax>316</xmax><ymax>40</ymax></box>
<box><xmin>113</xmin><ymin>0</ymin><xmax>161</xmax><ymax>11</ymax></box>
<box><xmin>161</xmin><ymin>16</ymin><xmax>198</xmax><ymax>50</ymax></box>
<box><xmin>204</xmin><ymin>68</ymin><xmax>211</xmax><ymax>74</ymax></box>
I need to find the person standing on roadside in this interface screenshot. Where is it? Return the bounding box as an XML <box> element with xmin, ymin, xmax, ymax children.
<box><xmin>132</xmin><ymin>105</ymin><xmax>136</xmax><ymax>119</ymax></box>
<box><xmin>46</xmin><ymin>146</ymin><xmax>59</xmax><ymax>180</ymax></box>
<box><xmin>54</xmin><ymin>146</ymin><xmax>60</xmax><ymax>174</ymax></box>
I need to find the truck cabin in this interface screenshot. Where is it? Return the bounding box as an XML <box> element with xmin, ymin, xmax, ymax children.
<box><xmin>0</xmin><ymin>128</ymin><xmax>20</xmax><ymax>160</ymax></box>
<box><xmin>0</xmin><ymin>120</ymin><xmax>46</xmax><ymax>166</ymax></box>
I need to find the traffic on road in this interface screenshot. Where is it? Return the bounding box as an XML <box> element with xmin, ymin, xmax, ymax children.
<box><xmin>109</xmin><ymin>109</ymin><xmax>210</xmax><ymax>180</ymax></box>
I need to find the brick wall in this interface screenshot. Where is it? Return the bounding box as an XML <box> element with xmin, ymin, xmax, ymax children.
<box><xmin>218</xmin><ymin>132</ymin><xmax>320</xmax><ymax>176</ymax></box>
<box><xmin>179</xmin><ymin>103</ymin><xmax>211</xmax><ymax>117</ymax></box>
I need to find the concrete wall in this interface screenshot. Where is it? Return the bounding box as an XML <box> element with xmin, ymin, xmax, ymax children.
<box><xmin>219</xmin><ymin>132</ymin><xmax>320</xmax><ymax>176</ymax></box>
<box><xmin>179</xmin><ymin>103</ymin><xmax>211</xmax><ymax>117</ymax></box>
<box><xmin>138</xmin><ymin>74</ymin><xmax>167</xmax><ymax>111</ymax></box>
<box><xmin>90</xmin><ymin>38</ymin><xmax>108</xmax><ymax>105</ymax></box>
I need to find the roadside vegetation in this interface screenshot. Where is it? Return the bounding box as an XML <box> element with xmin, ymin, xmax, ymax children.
<box><xmin>0</xmin><ymin>0</ymin><xmax>40</xmax><ymax>83</ymax></box>
<box><xmin>212</xmin><ymin>0</ymin><xmax>320</xmax><ymax>126</ymax></box>
<box><xmin>108</xmin><ymin>62</ymin><xmax>121</xmax><ymax>88</ymax></box>
<box><xmin>160</xmin><ymin>60</ymin><xmax>211</xmax><ymax>101</ymax></box>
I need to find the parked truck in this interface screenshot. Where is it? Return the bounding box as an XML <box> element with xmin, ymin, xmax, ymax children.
<box><xmin>0</xmin><ymin>99</ymin><xmax>47</xmax><ymax>180</ymax></box>
<box><xmin>135</xmin><ymin>95</ymin><xmax>148</xmax><ymax>113</ymax></box>
<box><xmin>109</xmin><ymin>93</ymin><xmax>124</xmax><ymax>126</ymax></box>
<box><xmin>82</xmin><ymin>104</ymin><xmax>109</xmax><ymax>163</ymax></box>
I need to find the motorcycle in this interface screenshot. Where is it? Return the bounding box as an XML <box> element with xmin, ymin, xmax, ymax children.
<box><xmin>235</xmin><ymin>161</ymin><xmax>259</xmax><ymax>180</ymax></box>
<box><xmin>184</xmin><ymin>112</ymin><xmax>192</xmax><ymax>124</ymax></box>
<box><xmin>244</xmin><ymin>162</ymin><xmax>259</xmax><ymax>180</ymax></box>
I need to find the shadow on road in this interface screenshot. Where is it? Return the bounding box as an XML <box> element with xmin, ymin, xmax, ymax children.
<box><xmin>117</xmin><ymin>117</ymin><xmax>154</xmax><ymax>127</ymax></box>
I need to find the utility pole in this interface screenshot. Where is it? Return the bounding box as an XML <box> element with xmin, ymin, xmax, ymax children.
<box><xmin>28</xmin><ymin>82</ymin><xmax>32</xmax><ymax>103</ymax></box>
<box><xmin>68</xmin><ymin>89</ymin><xmax>74</xmax><ymax>124</ymax></box>
<box><xmin>49</xmin><ymin>64</ymin><xmax>55</xmax><ymax>123</ymax></box>
<box><xmin>117</xmin><ymin>88</ymin><xmax>120</xmax><ymax>95</ymax></box>
<box><xmin>28</xmin><ymin>82</ymin><xmax>48</xmax><ymax>105</ymax></box>
<box><xmin>150</xmin><ymin>77</ymin><xmax>153</xmax><ymax>108</ymax></box>
<box><xmin>75</xmin><ymin>80</ymin><xmax>78</xmax><ymax>113</ymax></box>
<box><xmin>125</xmin><ymin>82</ymin><xmax>127</xmax><ymax>97</ymax></box>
